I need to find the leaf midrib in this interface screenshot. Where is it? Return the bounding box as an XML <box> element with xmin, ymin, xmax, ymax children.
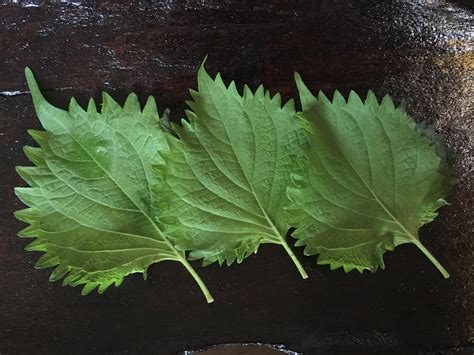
<box><xmin>112</xmin><ymin>121</ymin><xmax>155</xmax><ymax>218</ymax></box>
<box><xmin>325</xmin><ymin>106</ymin><xmax>418</xmax><ymax>242</ymax></box>
<box><xmin>51</xmin><ymin>113</ymin><xmax>185</xmax><ymax>262</ymax></box>
<box><xmin>206</xmin><ymin>89</ymin><xmax>285</xmax><ymax>244</ymax></box>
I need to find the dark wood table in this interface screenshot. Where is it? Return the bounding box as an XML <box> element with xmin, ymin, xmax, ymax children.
<box><xmin>1</xmin><ymin>1</ymin><xmax>472</xmax><ymax>354</ymax></box>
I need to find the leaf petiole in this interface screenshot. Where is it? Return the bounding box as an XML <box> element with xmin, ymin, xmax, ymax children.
<box><xmin>181</xmin><ymin>258</ymin><xmax>215</xmax><ymax>303</ymax></box>
<box><xmin>281</xmin><ymin>240</ymin><xmax>308</xmax><ymax>279</ymax></box>
<box><xmin>413</xmin><ymin>240</ymin><xmax>450</xmax><ymax>279</ymax></box>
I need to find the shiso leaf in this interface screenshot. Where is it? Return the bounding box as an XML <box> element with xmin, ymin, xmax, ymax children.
<box><xmin>14</xmin><ymin>68</ymin><xmax>214</xmax><ymax>302</ymax></box>
<box><xmin>157</xmin><ymin>63</ymin><xmax>309</xmax><ymax>278</ymax></box>
<box><xmin>287</xmin><ymin>73</ymin><xmax>449</xmax><ymax>277</ymax></box>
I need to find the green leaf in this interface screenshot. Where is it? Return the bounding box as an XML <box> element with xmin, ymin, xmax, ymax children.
<box><xmin>287</xmin><ymin>73</ymin><xmax>449</xmax><ymax>277</ymax></box>
<box><xmin>157</xmin><ymin>64</ymin><xmax>308</xmax><ymax>278</ymax></box>
<box><xmin>15</xmin><ymin>68</ymin><xmax>214</xmax><ymax>302</ymax></box>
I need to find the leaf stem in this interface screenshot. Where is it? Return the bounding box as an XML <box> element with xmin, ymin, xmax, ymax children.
<box><xmin>281</xmin><ymin>240</ymin><xmax>308</xmax><ymax>279</ymax></box>
<box><xmin>181</xmin><ymin>258</ymin><xmax>214</xmax><ymax>303</ymax></box>
<box><xmin>413</xmin><ymin>240</ymin><xmax>450</xmax><ymax>278</ymax></box>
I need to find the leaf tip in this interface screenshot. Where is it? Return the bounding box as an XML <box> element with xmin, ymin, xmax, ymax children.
<box><xmin>24</xmin><ymin>66</ymin><xmax>44</xmax><ymax>105</ymax></box>
<box><xmin>24</xmin><ymin>66</ymin><xmax>33</xmax><ymax>79</ymax></box>
<box><xmin>294</xmin><ymin>71</ymin><xmax>302</xmax><ymax>83</ymax></box>
<box><xmin>198</xmin><ymin>55</ymin><xmax>210</xmax><ymax>80</ymax></box>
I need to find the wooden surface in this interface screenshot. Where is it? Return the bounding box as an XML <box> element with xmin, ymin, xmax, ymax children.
<box><xmin>0</xmin><ymin>1</ymin><xmax>473</xmax><ymax>354</ymax></box>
